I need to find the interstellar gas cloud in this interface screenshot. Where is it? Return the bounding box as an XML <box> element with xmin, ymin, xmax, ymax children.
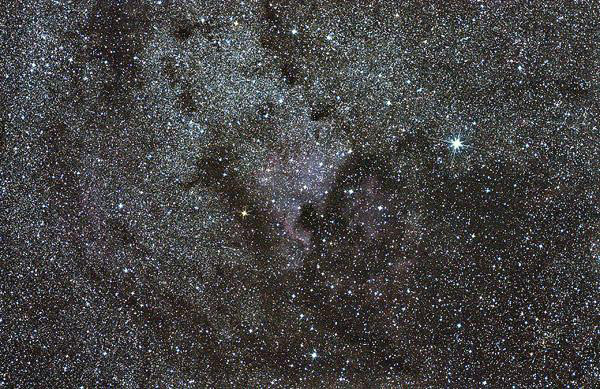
<box><xmin>1</xmin><ymin>1</ymin><xmax>598</xmax><ymax>387</ymax></box>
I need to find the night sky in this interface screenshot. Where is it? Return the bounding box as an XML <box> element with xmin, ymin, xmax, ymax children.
<box><xmin>1</xmin><ymin>0</ymin><xmax>599</xmax><ymax>387</ymax></box>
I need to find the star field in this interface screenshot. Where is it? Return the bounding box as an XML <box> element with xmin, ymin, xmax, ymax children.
<box><xmin>1</xmin><ymin>0</ymin><xmax>599</xmax><ymax>387</ymax></box>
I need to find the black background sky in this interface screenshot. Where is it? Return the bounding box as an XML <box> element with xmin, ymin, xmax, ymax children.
<box><xmin>1</xmin><ymin>0</ymin><xmax>599</xmax><ymax>387</ymax></box>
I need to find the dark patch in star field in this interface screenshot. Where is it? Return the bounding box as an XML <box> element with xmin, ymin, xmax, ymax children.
<box><xmin>310</xmin><ymin>102</ymin><xmax>335</xmax><ymax>122</ymax></box>
<box><xmin>172</xmin><ymin>21</ymin><xmax>200</xmax><ymax>42</ymax></box>
<box><xmin>280</xmin><ymin>61</ymin><xmax>302</xmax><ymax>87</ymax></box>
<box><xmin>86</xmin><ymin>0</ymin><xmax>153</xmax><ymax>91</ymax></box>
<box><xmin>170</xmin><ymin>16</ymin><xmax>222</xmax><ymax>50</ymax></box>
<box><xmin>181</xmin><ymin>147</ymin><xmax>279</xmax><ymax>263</ymax></box>
<box><xmin>295</xmin><ymin>150</ymin><xmax>411</xmax><ymax>301</ymax></box>
<box><xmin>161</xmin><ymin>56</ymin><xmax>181</xmax><ymax>86</ymax></box>
<box><xmin>178</xmin><ymin>89</ymin><xmax>197</xmax><ymax>114</ymax></box>
<box><xmin>297</xmin><ymin>203</ymin><xmax>320</xmax><ymax>233</ymax></box>
<box><xmin>106</xmin><ymin>218</ymin><xmax>137</xmax><ymax>246</ymax></box>
<box><xmin>260</xmin><ymin>0</ymin><xmax>307</xmax><ymax>88</ymax></box>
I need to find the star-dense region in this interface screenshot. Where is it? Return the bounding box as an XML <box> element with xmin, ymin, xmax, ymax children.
<box><xmin>0</xmin><ymin>0</ymin><xmax>599</xmax><ymax>387</ymax></box>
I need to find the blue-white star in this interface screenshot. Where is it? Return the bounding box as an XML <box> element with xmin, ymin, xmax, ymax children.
<box><xmin>450</xmin><ymin>136</ymin><xmax>464</xmax><ymax>152</ymax></box>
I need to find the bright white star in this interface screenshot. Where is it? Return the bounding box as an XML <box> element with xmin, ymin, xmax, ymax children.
<box><xmin>427</xmin><ymin>132</ymin><xmax>472</xmax><ymax>158</ymax></box>
<box><xmin>450</xmin><ymin>136</ymin><xmax>464</xmax><ymax>152</ymax></box>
